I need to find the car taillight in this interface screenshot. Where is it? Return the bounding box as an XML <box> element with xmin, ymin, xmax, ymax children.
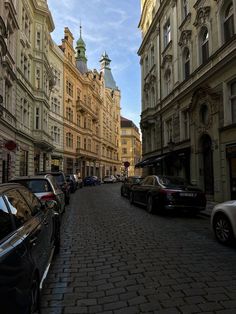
<box><xmin>40</xmin><ymin>193</ymin><xmax>56</xmax><ymax>202</ymax></box>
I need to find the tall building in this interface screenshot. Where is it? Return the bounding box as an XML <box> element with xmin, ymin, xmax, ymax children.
<box><xmin>0</xmin><ymin>0</ymin><xmax>18</xmax><ymax>182</ymax></box>
<box><xmin>138</xmin><ymin>0</ymin><xmax>236</xmax><ymax>202</ymax></box>
<box><xmin>60</xmin><ymin>28</ymin><xmax>121</xmax><ymax>178</ymax></box>
<box><xmin>120</xmin><ymin>116</ymin><xmax>142</xmax><ymax>176</ymax></box>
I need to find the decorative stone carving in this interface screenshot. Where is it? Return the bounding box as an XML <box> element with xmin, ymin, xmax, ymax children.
<box><xmin>161</xmin><ymin>54</ymin><xmax>172</xmax><ymax>68</ymax></box>
<box><xmin>178</xmin><ymin>30</ymin><xmax>192</xmax><ymax>47</ymax></box>
<box><xmin>193</xmin><ymin>7</ymin><xmax>211</xmax><ymax>28</ymax></box>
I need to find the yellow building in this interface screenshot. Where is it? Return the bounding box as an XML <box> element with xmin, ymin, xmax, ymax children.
<box><xmin>120</xmin><ymin>117</ymin><xmax>142</xmax><ymax>177</ymax></box>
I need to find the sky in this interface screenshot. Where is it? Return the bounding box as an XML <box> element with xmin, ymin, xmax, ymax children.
<box><xmin>47</xmin><ymin>0</ymin><xmax>142</xmax><ymax>129</ymax></box>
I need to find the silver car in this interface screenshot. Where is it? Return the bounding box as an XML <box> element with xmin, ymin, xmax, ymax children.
<box><xmin>211</xmin><ymin>200</ymin><xmax>236</xmax><ymax>245</ymax></box>
<box><xmin>10</xmin><ymin>174</ymin><xmax>65</xmax><ymax>215</ymax></box>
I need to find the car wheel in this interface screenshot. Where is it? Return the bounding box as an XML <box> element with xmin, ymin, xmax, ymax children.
<box><xmin>147</xmin><ymin>195</ymin><xmax>154</xmax><ymax>214</ymax></box>
<box><xmin>213</xmin><ymin>213</ymin><xmax>234</xmax><ymax>245</ymax></box>
<box><xmin>29</xmin><ymin>275</ymin><xmax>40</xmax><ymax>314</ymax></box>
<box><xmin>129</xmin><ymin>191</ymin><xmax>134</xmax><ymax>204</ymax></box>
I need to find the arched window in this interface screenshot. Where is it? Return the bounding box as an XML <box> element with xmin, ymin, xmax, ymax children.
<box><xmin>200</xmin><ymin>27</ymin><xmax>209</xmax><ymax>63</ymax></box>
<box><xmin>224</xmin><ymin>2</ymin><xmax>235</xmax><ymax>42</ymax></box>
<box><xmin>164</xmin><ymin>69</ymin><xmax>171</xmax><ymax>95</ymax></box>
<box><xmin>183</xmin><ymin>48</ymin><xmax>190</xmax><ymax>79</ymax></box>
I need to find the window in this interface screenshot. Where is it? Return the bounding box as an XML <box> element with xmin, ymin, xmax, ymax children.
<box><xmin>224</xmin><ymin>2</ymin><xmax>235</xmax><ymax>42</ymax></box>
<box><xmin>36</xmin><ymin>68</ymin><xmax>40</xmax><ymax>89</ymax></box>
<box><xmin>35</xmin><ymin>107</ymin><xmax>40</xmax><ymax>129</ymax></box>
<box><xmin>164</xmin><ymin>69</ymin><xmax>171</xmax><ymax>95</ymax></box>
<box><xmin>18</xmin><ymin>187</ymin><xmax>41</xmax><ymax>215</ymax></box>
<box><xmin>51</xmin><ymin>126</ymin><xmax>61</xmax><ymax>144</ymax></box>
<box><xmin>66</xmin><ymin>107</ymin><xmax>73</xmax><ymax>122</ymax></box>
<box><xmin>77</xmin><ymin>136</ymin><xmax>81</xmax><ymax>148</ymax></box>
<box><xmin>121</xmin><ymin>130</ymin><xmax>126</xmax><ymax>135</ymax></box>
<box><xmin>165</xmin><ymin>118</ymin><xmax>173</xmax><ymax>144</ymax></box>
<box><xmin>51</xmin><ymin>97</ymin><xmax>60</xmax><ymax>114</ymax></box>
<box><xmin>4</xmin><ymin>80</ymin><xmax>12</xmax><ymax>111</ymax></box>
<box><xmin>200</xmin><ymin>104</ymin><xmax>209</xmax><ymax>125</ymax></box>
<box><xmin>122</xmin><ymin>148</ymin><xmax>127</xmax><ymax>154</ymax></box>
<box><xmin>0</xmin><ymin>196</ymin><xmax>13</xmax><ymax>241</ymax></box>
<box><xmin>201</xmin><ymin>28</ymin><xmax>209</xmax><ymax>63</ymax></box>
<box><xmin>183</xmin><ymin>48</ymin><xmax>190</xmax><ymax>79</ymax></box>
<box><xmin>122</xmin><ymin>139</ymin><xmax>127</xmax><ymax>145</ymax></box>
<box><xmin>66</xmin><ymin>133</ymin><xmax>73</xmax><ymax>148</ymax></box>
<box><xmin>230</xmin><ymin>81</ymin><xmax>236</xmax><ymax>123</ymax></box>
<box><xmin>19</xmin><ymin>150</ymin><xmax>28</xmax><ymax>176</ymax></box>
<box><xmin>5</xmin><ymin>190</ymin><xmax>32</xmax><ymax>227</ymax></box>
<box><xmin>36</xmin><ymin>31</ymin><xmax>41</xmax><ymax>49</ymax></box>
<box><xmin>183</xmin><ymin>0</ymin><xmax>188</xmax><ymax>19</ymax></box>
<box><xmin>84</xmin><ymin>138</ymin><xmax>87</xmax><ymax>150</ymax></box>
<box><xmin>164</xmin><ymin>19</ymin><xmax>171</xmax><ymax>47</ymax></box>
<box><xmin>88</xmin><ymin>139</ymin><xmax>92</xmax><ymax>151</ymax></box>
<box><xmin>66</xmin><ymin>80</ymin><xmax>73</xmax><ymax>97</ymax></box>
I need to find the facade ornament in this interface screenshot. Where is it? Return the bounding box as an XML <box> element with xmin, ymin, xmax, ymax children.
<box><xmin>178</xmin><ymin>30</ymin><xmax>192</xmax><ymax>47</ymax></box>
<box><xmin>161</xmin><ymin>54</ymin><xmax>172</xmax><ymax>68</ymax></box>
<box><xmin>193</xmin><ymin>7</ymin><xmax>211</xmax><ymax>28</ymax></box>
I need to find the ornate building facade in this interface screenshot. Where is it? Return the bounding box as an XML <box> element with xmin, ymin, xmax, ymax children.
<box><xmin>138</xmin><ymin>0</ymin><xmax>236</xmax><ymax>202</ymax></box>
<box><xmin>0</xmin><ymin>0</ymin><xmax>18</xmax><ymax>182</ymax></box>
<box><xmin>120</xmin><ymin>116</ymin><xmax>142</xmax><ymax>176</ymax></box>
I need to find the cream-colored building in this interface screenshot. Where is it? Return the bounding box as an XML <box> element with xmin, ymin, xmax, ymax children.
<box><xmin>49</xmin><ymin>40</ymin><xmax>64</xmax><ymax>171</ymax></box>
<box><xmin>120</xmin><ymin>116</ymin><xmax>142</xmax><ymax>176</ymax></box>
<box><xmin>138</xmin><ymin>0</ymin><xmax>236</xmax><ymax>202</ymax></box>
<box><xmin>0</xmin><ymin>0</ymin><xmax>18</xmax><ymax>183</ymax></box>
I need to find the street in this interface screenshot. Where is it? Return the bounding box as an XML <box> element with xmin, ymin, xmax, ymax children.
<box><xmin>41</xmin><ymin>183</ymin><xmax>236</xmax><ymax>314</ymax></box>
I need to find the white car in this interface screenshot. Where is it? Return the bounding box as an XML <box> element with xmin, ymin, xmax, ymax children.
<box><xmin>103</xmin><ymin>175</ymin><xmax>116</xmax><ymax>183</ymax></box>
<box><xmin>211</xmin><ymin>200</ymin><xmax>236</xmax><ymax>245</ymax></box>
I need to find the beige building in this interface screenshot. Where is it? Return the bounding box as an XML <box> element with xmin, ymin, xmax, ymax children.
<box><xmin>138</xmin><ymin>0</ymin><xmax>236</xmax><ymax>202</ymax></box>
<box><xmin>15</xmin><ymin>0</ymin><xmax>54</xmax><ymax>176</ymax></box>
<box><xmin>0</xmin><ymin>0</ymin><xmax>18</xmax><ymax>182</ymax></box>
<box><xmin>120</xmin><ymin>116</ymin><xmax>142</xmax><ymax>176</ymax></box>
<box><xmin>60</xmin><ymin>28</ymin><xmax>121</xmax><ymax>178</ymax></box>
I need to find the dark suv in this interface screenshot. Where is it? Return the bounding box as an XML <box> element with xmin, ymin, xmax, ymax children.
<box><xmin>37</xmin><ymin>171</ymin><xmax>70</xmax><ymax>204</ymax></box>
<box><xmin>0</xmin><ymin>183</ymin><xmax>60</xmax><ymax>314</ymax></box>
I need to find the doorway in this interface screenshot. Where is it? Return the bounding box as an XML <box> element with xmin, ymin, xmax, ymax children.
<box><xmin>201</xmin><ymin>134</ymin><xmax>214</xmax><ymax>194</ymax></box>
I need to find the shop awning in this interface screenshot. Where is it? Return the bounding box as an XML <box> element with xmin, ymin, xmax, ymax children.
<box><xmin>135</xmin><ymin>155</ymin><xmax>166</xmax><ymax>168</ymax></box>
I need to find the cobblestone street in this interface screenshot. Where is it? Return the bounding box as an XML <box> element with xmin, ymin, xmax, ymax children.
<box><xmin>41</xmin><ymin>183</ymin><xmax>236</xmax><ymax>314</ymax></box>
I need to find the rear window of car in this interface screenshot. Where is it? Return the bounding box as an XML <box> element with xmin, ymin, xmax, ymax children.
<box><xmin>15</xmin><ymin>179</ymin><xmax>52</xmax><ymax>193</ymax></box>
<box><xmin>52</xmin><ymin>174</ymin><xmax>65</xmax><ymax>184</ymax></box>
<box><xmin>158</xmin><ymin>176</ymin><xmax>187</xmax><ymax>187</ymax></box>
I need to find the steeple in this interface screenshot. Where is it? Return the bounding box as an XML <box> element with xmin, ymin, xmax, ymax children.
<box><xmin>75</xmin><ymin>25</ymin><xmax>88</xmax><ymax>74</ymax></box>
<box><xmin>99</xmin><ymin>52</ymin><xmax>118</xmax><ymax>90</ymax></box>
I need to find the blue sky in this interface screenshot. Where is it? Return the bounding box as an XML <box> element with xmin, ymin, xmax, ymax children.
<box><xmin>48</xmin><ymin>0</ymin><xmax>142</xmax><ymax>129</ymax></box>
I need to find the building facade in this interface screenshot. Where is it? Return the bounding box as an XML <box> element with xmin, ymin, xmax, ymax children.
<box><xmin>120</xmin><ymin>116</ymin><xmax>142</xmax><ymax>176</ymax></box>
<box><xmin>0</xmin><ymin>0</ymin><xmax>18</xmax><ymax>183</ymax></box>
<box><xmin>138</xmin><ymin>0</ymin><xmax>236</xmax><ymax>202</ymax></box>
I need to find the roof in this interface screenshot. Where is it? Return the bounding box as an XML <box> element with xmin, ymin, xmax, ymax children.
<box><xmin>121</xmin><ymin>116</ymin><xmax>139</xmax><ymax>132</ymax></box>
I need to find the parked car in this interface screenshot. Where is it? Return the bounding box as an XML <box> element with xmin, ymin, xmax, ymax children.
<box><xmin>10</xmin><ymin>174</ymin><xmax>65</xmax><ymax>215</ymax></box>
<box><xmin>0</xmin><ymin>183</ymin><xmax>60</xmax><ymax>314</ymax></box>
<box><xmin>37</xmin><ymin>171</ymin><xmax>70</xmax><ymax>204</ymax></box>
<box><xmin>103</xmin><ymin>175</ymin><xmax>117</xmax><ymax>183</ymax></box>
<box><xmin>66</xmin><ymin>174</ymin><xmax>77</xmax><ymax>193</ymax></box>
<box><xmin>83</xmin><ymin>176</ymin><xmax>100</xmax><ymax>186</ymax></box>
<box><xmin>211</xmin><ymin>200</ymin><xmax>236</xmax><ymax>245</ymax></box>
<box><xmin>130</xmin><ymin>175</ymin><xmax>206</xmax><ymax>214</ymax></box>
<box><xmin>121</xmin><ymin>176</ymin><xmax>143</xmax><ymax>198</ymax></box>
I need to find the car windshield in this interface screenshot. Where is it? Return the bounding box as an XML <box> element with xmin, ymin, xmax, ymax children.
<box><xmin>14</xmin><ymin>179</ymin><xmax>52</xmax><ymax>193</ymax></box>
<box><xmin>52</xmin><ymin>174</ymin><xmax>64</xmax><ymax>184</ymax></box>
<box><xmin>158</xmin><ymin>176</ymin><xmax>188</xmax><ymax>188</ymax></box>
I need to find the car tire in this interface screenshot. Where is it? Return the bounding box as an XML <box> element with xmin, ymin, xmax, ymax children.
<box><xmin>147</xmin><ymin>195</ymin><xmax>154</xmax><ymax>214</ymax></box>
<box><xmin>213</xmin><ymin>213</ymin><xmax>234</xmax><ymax>245</ymax></box>
<box><xmin>129</xmin><ymin>191</ymin><xmax>134</xmax><ymax>204</ymax></box>
<box><xmin>29</xmin><ymin>275</ymin><xmax>40</xmax><ymax>314</ymax></box>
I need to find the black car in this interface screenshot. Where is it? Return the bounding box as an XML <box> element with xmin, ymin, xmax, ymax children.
<box><xmin>37</xmin><ymin>171</ymin><xmax>70</xmax><ymax>204</ymax></box>
<box><xmin>121</xmin><ymin>176</ymin><xmax>143</xmax><ymax>198</ymax></box>
<box><xmin>130</xmin><ymin>175</ymin><xmax>206</xmax><ymax>214</ymax></box>
<box><xmin>66</xmin><ymin>174</ymin><xmax>77</xmax><ymax>193</ymax></box>
<box><xmin>0</xmin><ymin>183</ymin><xmax>60</xmax><ymax>314</ymax></box>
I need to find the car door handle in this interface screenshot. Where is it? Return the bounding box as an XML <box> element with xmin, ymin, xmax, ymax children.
<box><xmin>29</xmin><ymin>237</ymin><xmax>38</xmax><ymax>246</ymax></box>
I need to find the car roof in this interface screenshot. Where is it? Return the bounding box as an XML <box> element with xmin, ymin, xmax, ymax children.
<box><xmin>0</xmin><ymin>182</ymin><xmax>30</xmax><ymax>193</ymax></box>
<box><xmin>10</xmin><ymin>174</ymin><xmax>53</xmax><ymax>180</ymax></box>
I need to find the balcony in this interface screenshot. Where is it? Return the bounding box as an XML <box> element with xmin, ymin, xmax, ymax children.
<box><xmin>33</xmin><ymin>130</ymin><xmax>54</xmax><ymax>151</ymax></box>
<box><xmin>76</xmin><ymin>99</ymin><xmax>98</xmax><ymax>122</ymax></box>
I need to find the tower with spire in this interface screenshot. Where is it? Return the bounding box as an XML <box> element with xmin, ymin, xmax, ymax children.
<box><xmin>75</xmin><ymin>25</ymin><xmax>88</xmax><ymax>74</ymax></box>
<box><xmin>99</xmin><ymin>52</ymin><xmax>118</xmax><ymax>90</ymax></box>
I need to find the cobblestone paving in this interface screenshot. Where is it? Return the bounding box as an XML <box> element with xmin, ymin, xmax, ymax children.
<box><xmin>41</xmin><ymin>183</ymin><xmax>236</xmax><ymax>314</ymax></box>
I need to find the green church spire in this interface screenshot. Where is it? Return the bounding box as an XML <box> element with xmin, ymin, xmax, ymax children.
<box><xmin>75</xmin><ymin>25</ymin><xmax>88</xmax><ymax>74</ymax></box>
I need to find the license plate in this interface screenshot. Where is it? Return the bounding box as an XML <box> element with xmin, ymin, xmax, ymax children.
<box><xmin>180</xmin><ymin>192</ymin><xmax>196</xmax><ymax>197</ymax></box>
